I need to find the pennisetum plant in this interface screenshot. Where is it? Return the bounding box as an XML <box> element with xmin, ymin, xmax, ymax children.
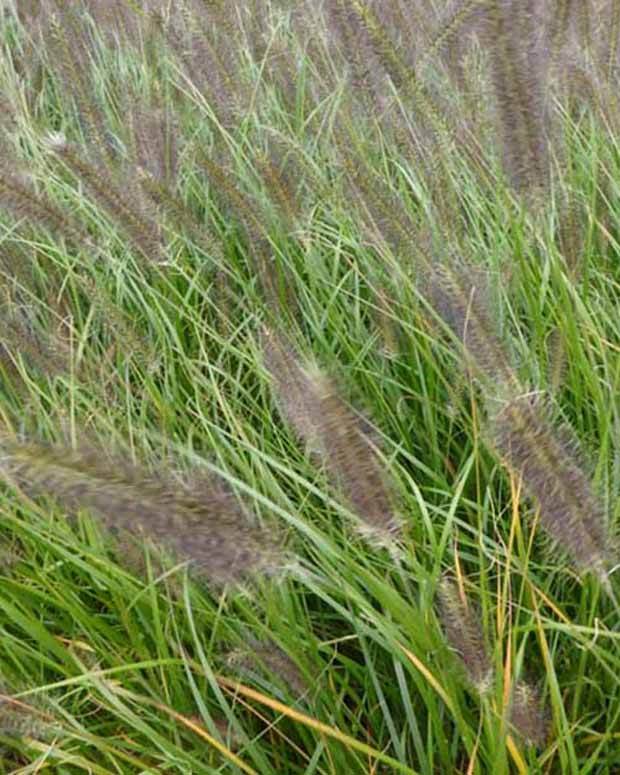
<box><xmin>196</xmin><ymin>147</ymin><xmax>298</xmax><ymax>319</ymax></box>
<box><xmin>0</xmin><ymin>301</ymin><xmax>69</xmax><ymax>384</ymax></box>
<box><xmin>46</xmin><ymin>3</ymin><xmax>116</xmax><ymax>166</ymax></box>
<box><xmin>0</xmin><ymin>678</ymin><xmax>60</xmax><ymax>745</ymax></box>
<box><xmin>417</xmin><ymin>0</ymin><xmax>488</xmax><ymax>77</ymax></box>
<box><xmin>0</xmin><ymin>0</ymin><xmax>617</xmax><ymax>763</ymax></box>
<box><xmin>0</xmin><ymin>162</ymin><xmax>92</xmax><ymax>249</ymax></box>
<box><xmin>128</xmin><ymin>100</ymin><xmax>179</xmax><ymax>191</ymax></box>
<box><xmin>608</xmin><ymin>0</ymin><xmax>620</xmax><ymax>79</ymax></box>
<box><xmin>423</xmin><ymin>259</ymin><xmax>616</xmax><ymax>596</ymax></box>
<box><xmin>507</xmin><ymin>679</ymin><xmax>550</xmax><ymax>748</ymax></box>
<box><xmin>324</xmin><ymin>0</ymin><xmax>387</xmax><ymax>115</ymax></box>
<box><xmin>437</xmin><ymin>575</ymin><xmax>550</xmax><ymax>747</ymax></box>
<box><xmin>225</xmin><ymin>637</ymin><xmax>308</xmax><ymax>698</ymax></box>
<box><xmin>162</xmin><ymin>0</ymin><xmax>248</xmax><ymax>132</ymax></box>
<box><xmin>421</xmin><ymin>259</ymin><xmax>515</xmax><ymax>389</ymax></box>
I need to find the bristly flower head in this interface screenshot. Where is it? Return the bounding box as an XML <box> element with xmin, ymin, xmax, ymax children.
<box><xmin>324</xmin><ymin>0</ymin><xmax>387</xmax><ymax>113</ymax></box>
<box><xmin>47</xmin><ymin>134</ymin><xmax>168</xmax><ymax>264</ymax></box>
<box><xmin>0</xmin><ymin>539</ymin><xmax>21</xmax><ymax>572</ymax></box>
<box><xmin>261</xmin><ymin>326</ymin><xmax>401</xmax><ymax>544</ymax></box>
<box><xmin>490</xmin><ymin>393</ymin><xmax>613</xmax><ymax>585</ymax></box>
<box><xmin>508</xmin><ymin>679</ymin><xmax>550</xmax><ymax>748</ymax></box>
<box><xmin>225</xmin><ymin>637</ymin><xmax>308</xmax><ymax>698</ymax></box>
<box><xmin>0</xmin><ymin>439</ymin><xmax>286</xmax><ymax>587</ymax></box>
<box><xmin>0</xmin><ymin>302</ymin><xmax>69</xmax><ymax>382</ymax></box>
<box><xmin>0</xmin><ymin>151</ymin><xmax>91</xmax><ymax>247</ymax></box>
<box><xmin>0</xmin><ymin>680</ymin><xmax>59</xmax><ymax>742</ymax></box>
<box><xmin>128</xmin><ymin>100</ymin><xmax>179</xmax><ymax>188</ymax></box>
<box><xmin>482</xmin><ymin>0</ymin><xmax>550</xmax><ymax>199</ymax></box>
<box><xmin>422</xmin><ymin>261</ymin><xmax>514</xmax><ymax>389</ymax></box>
<box><xmin>437</xmin><ymin>575</ymin><xmax>493</xmax><ymax>694</ymax></box>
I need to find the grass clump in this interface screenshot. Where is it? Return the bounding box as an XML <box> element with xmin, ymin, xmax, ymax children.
<box><xmin>0</xmin><ymin>0</ymin><xmax>618</xmax><ymax>772</ymax></box>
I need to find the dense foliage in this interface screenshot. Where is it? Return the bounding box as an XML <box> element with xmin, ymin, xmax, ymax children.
<box><xmin>1</xmin><ymin>1</ymin><xmax>620</xmax><ymax>772</ymax></box>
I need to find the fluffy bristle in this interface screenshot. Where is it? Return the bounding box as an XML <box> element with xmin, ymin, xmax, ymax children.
<box><xmin>0</xmin><ymin>439</ymin><xmax>286</xmax><ymax>586</ymax></box>
<box><xmin>225</xmin><ymin>638</ymin><xmax>308</xmax><ymax>697</ymax></box>
<box><xmin>508</xmin><ymin>680</ymin><xmax>550</xmax><ymax>748</ymax></box>
<box><xmin>437</xmin><ymin>576</ymin><xmax>493</xmax><ymax>694</ymax></box>
<box><xmin>261</xmin><ymin>326</ymin><xmax>401</xmax><ymax>542</ymax></box>
<box><xmin>491</xmin><ymin>394</ymin><xmax>612</xmax><ymax>580</ymax></box>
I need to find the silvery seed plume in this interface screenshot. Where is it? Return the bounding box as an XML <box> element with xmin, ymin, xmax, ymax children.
<box><xmin>0</xmin><ymin>440</ymin><xmax>285</xmax><ymax>586</ymax></box>
<box><xmin>490</xmin><ymin>393</ymin><xmax>613</xmax><ymax>584</ymax></box>
<box><xmin>436</xmin><ymin>575</ymin><xmax>493</xmax><ymax>694</ymax></box>
<box><xmin>261</xmin><ymin>326</ymin><xmax>400</xmax><ymax>542</ymax></box>
<box><xmin>508</xmin><ymin>679</ymin><xmax>550</xmax><ymax>748</ymax></box>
